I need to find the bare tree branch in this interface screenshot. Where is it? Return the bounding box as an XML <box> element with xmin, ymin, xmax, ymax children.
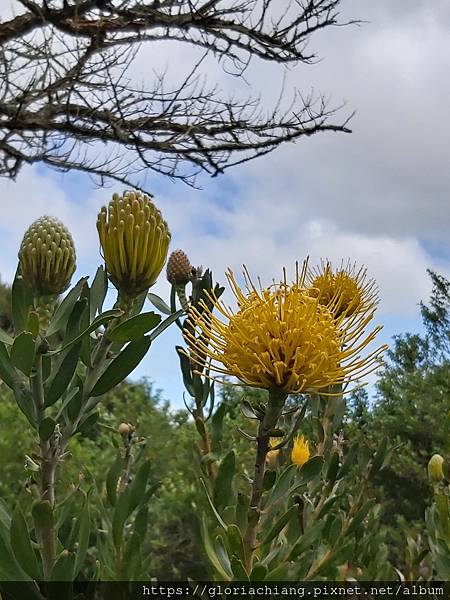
<box><xmin>0</xmin><ymin>0</ymin><xmax>355</xmax><ymax>192</ymax></box>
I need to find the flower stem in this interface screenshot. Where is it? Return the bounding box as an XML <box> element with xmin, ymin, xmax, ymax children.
<box><xmin>33</xmin><ymin>353</ymin><xmax>56</xmax><ymax>579</ymax></box>
<box><xmin>243</xmin><ymin>387</ymin><xmax>287</xmax><ymax>573</ymax></box>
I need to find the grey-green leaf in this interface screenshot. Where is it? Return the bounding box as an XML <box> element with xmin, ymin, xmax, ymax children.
<box><xmin>90</xmin><ymin>336</ymin><xmax>152</xmax><ymax>397</ymax></box>
<box><xmin>10</xmin><ymin>506</ymin><xmax>41</xmax><ymax>580</ymax></box>
<box><xmin>107</xmin><ymin>312</ymin><xmax>161</xmax><ymax>342</ymax></box>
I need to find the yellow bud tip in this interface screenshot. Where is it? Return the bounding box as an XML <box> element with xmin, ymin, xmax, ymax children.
<box><xmin>428</xmin><ymin>454</ymin><xmax>445</xmax><ymax>483</ymax></box>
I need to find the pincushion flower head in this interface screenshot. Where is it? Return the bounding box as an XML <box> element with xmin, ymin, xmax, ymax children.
<box><xmin>185</xmin><ymin>261</ymin><xmax>386</xmax><ymax>395</ymax></box>
<box><xmin>308</xmin><ymin>261</ymin><xmax>378</xmax><ymax>319</ymax></box>
<box><xmin>291</xmin><ymin>435</ymin><xmax>310</xmax><ymax>466</ymax></box>
<box><xmin>97</xmin><ymin>191</ymin><xmax>171</xmax><ymax>298</ymax></box>
<box><xmin>19</xmin><ymin>216</ymin><xmax>76</xmax><ymax>297</ymax></box>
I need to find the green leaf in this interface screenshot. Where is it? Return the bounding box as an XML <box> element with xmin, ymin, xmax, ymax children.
<box><xmin>211</xmin><ymin>402</ymin><xmax>227</xmax><ymax>451</ymax></box>
<box><xmin>51</xmin><ymin>309</ymin><xmax>122</xmax><ymax>355</ymax></box>
<box><xmin>0</xmin><ymin>342</ymin><xmax>18</xmax><ymax>389</ymax></box>
<box><xmin>128</xmin><ymin>460</ymin><xmax>151</xmax><ymax>514</ymax></box>
<box><xmin>339</xmin><ymin>443</ymin><xmax>358</xmax><ymax>478</ymax></box>
<box><xmin>230</xmin><ymin>555</ymin><xmax>249</xmax><ymax>580</ymax></box>
<box><xmin>38</xmin><ymin>417</ymin><xmax>56</xmax><ymax>442</ymax></box>
<box><xmin>326</xmin><ymin>452</ymin><xmax>340</xmax><ymax>484</ymax></box>
<box><xmin>90</xmin><ymin>266</ymin><xmax>108</xmax><ymax>320</ymax></box>
<box><xmin>90</xmin><ymin>336</ymin><xmax>152</xmax><ymax>396</ymax></box>
<box><xmin>74</xmin><ymin>504</ymin><xmax>90</xmax><ymax>577</ymax></box>
<box><xmin>213</xmin><ymin>450</ymin><xmax>235</xmax><ymax>509</ymax></box>
<box><xmin>0</xmin><ymin>499</ymin><xmax>11</xmax><ymax>529</ymax></box>
<box><xmin>435</xmin><ymin>494</ymin><xmax>450</xmax><ymax>537</ymax></box>
<box><xmin>250</xmin><ymin>563</ymin><xmax>268</xmax><ymax>581</ymax></box>
<box><xmin>45</xmin><ymin>342</ymin><xmax>81</xmax><ymax>407</ymax></box>
<box><xmin>0</xmin><ymin>526</ymin><xmax>39</xmax><ymax>587</ymax></box>
<box><xmin>10</xmin><ymin>506</ymin><xmax>41</xmax><ymax>580</ymax></box>
<box><xmin>176</xmin><ymin>346</ymin><xmax>194</xmax><ymax>396</ymax></box>
<box><xmin>371</xmin><ymin>437</ymin><xmax>388</xmax><ymax>474</ymax></box>
<box><xmin>289</xmin><ymin>520</ymin><xmax>326</xmax><ymax>559</ymax></box>
<box><xmin>200</xmin><ymin>516</ymin><xmax>231</xmax><ymax>580</ymax></box>
<box><xmin>226</xmin><ymin>524</ymin><xmax>245</xmax><ymax>564</ymax></box>
<box><xmin>266</xmin><ymin>464</ymin><xmax>295</xmax><ymax>508</ymax></box>
<box><xmin>299</xmin><ymin>455</ymin><xmax>324</xmax><ymax>482</ymax></box>
<box><xmin>149</xmin><ymin>309</ymin><xmax>184</xmax><ymax>341</ymax></box>
<box><xmin>0</xmin><ymin>328</ymin><xmax>14</xmax><ymax>345</ymax></box>
<box><xmin>31</xmin><ymin>501</ymin><xmax>54</xmax><ymax>533</ymax></box>
<box><xmin>147</xmin><ymin>293</ymin><xmax>172</xmax><ymax>315</ymax></box>
<box><xmin>13</xmin><ymin>385</ymin><xmax>37</xmax><ymax>427</ymax></box>
<box><xmin>50</xmin><ymin>549</ymin><xmax>75</xmax><ymax>581</ymax></box>
<box><xmin>106</xmin><ymin>452</ymin><xmax>123</xmax><ymax>507</ymax></box>
<box><xmin>200</xmin><ymin>478</ymin><xmax>227</xmax><ymax>531</ymax></box>
<box><xmin>76</xmin><ymin>411</ymin><xmax>99</xmax><ymax>435</ymax></box>
<box><xmin>235</xmin><ymin>492</ymin><xmax>249</xmax><ymax>532</ymax></box>
<box><xmin>46</xmin><ymin>278</ymin><xmax>88</xmax><ymax>337</ymax></box>
<box><xmin>262</xmin><ymin>505</ymin><xmax>297</xmax><ymax>546</ymax></box>
<box><xmin>263</xmin><ymin>470</ymin><xmax>277</xmax><ymax>491</ymax></box>
<box><xmin>26</xmin><ymin>311</ymin><xmax>40</xmax><ymax>339</ymax></box>
<box><xmin>112</xmin><ymin>489</ymin><xmax>131</xmax><ymax>549</ymax></box>
<box><xmin>11</xmin><ymin>270</ymin><xmax>33</xmax><ymax>334</ymax></box>
<box><xmin>240</xmin><ymin>400</ymin><xmax>259</xmax><ymax>420</ymax></box>
<box><xmin>347</xmin><ymin>499</ymin><xmax>376</xmax><ymax>534</ymax></box>
<box><xmin>107</xmin><ymin>312</ymin><xmax>161</xmax><ymax>342</ymax></box>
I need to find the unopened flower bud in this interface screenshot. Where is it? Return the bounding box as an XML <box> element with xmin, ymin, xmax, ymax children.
<box><xmin>97</xmin><ymin>191</ymin><xmax>171</xmax><ymax>298</ymax></box>
<box><xmin>166</xmin><ymin>249</ymin><xmax>192</xmax><ymax>285</ymax></box>
<box><xmin>19</xmin><ymin>216</ymin><xmax>76</xmax><ymax>296</ymax></box>
<box><xmin>118</xmin><ymin>422</ymin><xmax>132</xmax><ymax>437</ymax></box>
<box><xmin>428</xmin><ymin>454</ymin><xmax>445</xmax><ymax>483</ymax></box>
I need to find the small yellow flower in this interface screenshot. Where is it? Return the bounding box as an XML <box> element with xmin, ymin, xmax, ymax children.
<box><xmin>185</xmin><ymin>262</ymin><xmax>385</xmax><ymax>394</ymax></box>
<box><xmin>308</xmin><ymin>261</ymin><xmax>377</xmax><ymax>318</ymax></box>
<box><xmin>19</xmin><ymin>216</ymin><xmax>76</xmax><ymax>296</ymax></box>
<box><xmin>428</xmin><ymin>454</ymin><xmax>445</xmax><ymax>483</ymax></box>
<box><xmin>291</xmin><ymin>435</ymin><xmax>310</xmax><ymax>466</ymax></box>
<box><xmin>97</xmin><ymin>191</ymin><xmax>171</xmax><ymax>298</ymax></box>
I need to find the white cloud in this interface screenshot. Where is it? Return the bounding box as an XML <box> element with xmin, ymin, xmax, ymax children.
<box><xmin>1</xmin><ymin>0</ymin><xmax>449</xmax><ymax>404</ymax></box>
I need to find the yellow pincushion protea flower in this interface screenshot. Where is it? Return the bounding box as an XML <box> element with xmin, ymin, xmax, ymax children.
<box><xmin>97</xmin><ymin>191</ymin><xmax>171</xmax><ymax>298</ymax></box>
<box><xmin>308</xmin><ymin>261</ymin><xmax>377</xmax><ymax>319</ymax></box>
<box><xmin>185</xmin><ymin>262</ymin><xmax>385</xmax><ymax>395</ymax></box>
<box><xmin>19</xmin><ymin>216</ymin><xmax>76</xmax><ymax>296</ymax></box>
<box><xmin>291</xmin><ymin>435</ymin><xmax>310</xmax><ymax>466</ymax></box>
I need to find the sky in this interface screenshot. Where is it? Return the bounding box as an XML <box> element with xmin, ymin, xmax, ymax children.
<box><xmin>0</xmin><ymin>1</ymin><xmax>449</xmax><ymax>407</ymax></box>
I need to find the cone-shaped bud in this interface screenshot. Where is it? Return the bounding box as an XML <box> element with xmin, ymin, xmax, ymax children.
<box><xmin>166</xmin><ymin>249</ymin><xmax>192</xmax><ymax>285</ymax></box>
<box><xmin>18</xmin><ymin>216</ymin><xmax>76</xmax><ymax>296</ymax></box>
<box><xmin>97</xmin><ymin>191</ymin><xmax>171</xmax><ymax>297</ymax></box>
<box><xmin>428</xmin><ymin>454</ymin><xmax>445</xmax><ymax>483</ymax></box>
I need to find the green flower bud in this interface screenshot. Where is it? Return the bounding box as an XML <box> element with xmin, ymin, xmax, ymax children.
<box><xmin>18</xmin><ymin>216</ymin><xmax>76</xmax><ymax>296</ymax></box>
<box><xmin>428</xmin><ymin>454</ymin><xmax>445</xmax><ymax>483</ymax></box>
<box><xmin>97</xmin><ymin>191</ymin><xmax>171</xmax><ymax>298</ymax></box>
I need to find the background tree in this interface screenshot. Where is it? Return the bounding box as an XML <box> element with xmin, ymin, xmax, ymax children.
<box><xmin>344</xmin><ymin>271</ymin><xmax>450</xmax><ymax>569</ymax></box>
<box><xmin>0</xmin><ymin>0</ymin><xmax>353</xmax><ymax>192</ymax></box>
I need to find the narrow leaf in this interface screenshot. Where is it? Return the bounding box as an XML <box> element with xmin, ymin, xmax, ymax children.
<box><xmin>147</xmin><ymin>293</ymin><xmax>172</xmax><ymax>315</ymax></box>
<box><xmin>10</xmin><ymin>506</ymin><xmax>41</xmax><ymax>580</ymax></box>
<box><xmin>107</xmin><ymin>312</ymin><xmax>161</xmax><ymax>342</ymax></box>
<box><xmin>45</xmin><ymin>342</ymin><xmax>81</xmax><ymax>407</ymax></box>
<box><xmin>90</xmin><ymin>336</ymin><xmax>152</xmax><ymax>396</ymax></box>
<box><xmin>46</xmin><ymin>278</ymin><xmax>88</xmax><ymax>337</ymax></box>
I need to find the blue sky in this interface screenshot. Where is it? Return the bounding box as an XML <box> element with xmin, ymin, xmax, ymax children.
<box><xmin>1</xmin><ymin>0</ymin><xmax>449</xmax><ymax>407</ymax></box>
